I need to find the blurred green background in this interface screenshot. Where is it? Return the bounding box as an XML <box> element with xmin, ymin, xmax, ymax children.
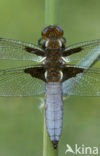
<box><xmin>0</xmin><ymin>0</ymin><xmax>100</xmax><ymax>156</ymax></box>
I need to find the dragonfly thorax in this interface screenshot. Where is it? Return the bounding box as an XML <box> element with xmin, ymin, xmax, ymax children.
<box><xmin>45</xmin><ymin>39</ymin><xmax>63</xmax><ymax>49</ymax></box>
<box><xmin>45</xmin><ymin>69</ymin><xmax>63</xmax><ymax>82</ymax></box>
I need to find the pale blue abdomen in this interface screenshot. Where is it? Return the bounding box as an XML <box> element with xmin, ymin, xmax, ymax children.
<box><xmin>45</xmin><ymin>82</ymin><xmax>63</xmax><ymax>148</ymax></box>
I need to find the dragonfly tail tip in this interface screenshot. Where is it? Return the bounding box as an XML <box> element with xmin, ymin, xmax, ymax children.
<box><xmin>52</xmin><ymin>140</ymin><xmax>58</xmax><ymax>149</ymax></box>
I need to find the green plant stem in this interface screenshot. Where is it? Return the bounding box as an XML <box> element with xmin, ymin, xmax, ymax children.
<box><xmin>43</xmin><ymin>111</ymin><xmax>58</xmax><ymax>156</ymax></box>
<box><xmin>43</xmin><ymin>0</ymin><xmax>60</xmax><ymax>156</ymax></box>
<box><xmin>45</xmin><ymin>0</ymin><xmax>60</xmax><ymax>26</ymax></box>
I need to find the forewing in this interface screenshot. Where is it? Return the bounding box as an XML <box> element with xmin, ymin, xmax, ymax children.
<box><xmin>0</xmin><ymin>38</ymin><xmax>44</xmax><ymax>62</ymax></box>
<box><xmin>0</xmin><ymin>66</ymin><xmax>45</xmax><ymax>96</ymax></box>
<box><xmin>62</xmin><ymin>67</ymin><xmax>100</xmax><ymax>96</ymax></box>
<box><xmin>63</xmin><ymin>39</ymin><xmax>100</xmax><ymax>65</ymax></box>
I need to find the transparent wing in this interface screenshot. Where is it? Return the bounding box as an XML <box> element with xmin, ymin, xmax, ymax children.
<box><xmin>63</xmin><ymin>39</ymin><xmax>100</xmax><ymax>65</ymax></box>
<box><xmin>62</xmin><ymin>67</ymin><xmax>100</xmax><ymax>96</ymax></box>
<box><xmin>0</xmin><ymin>38</ymin><xmax>44</xmax><ymax>62</ymax></box>
<box><xmin>0</xmin><ymin>66</ymin><xmax>45</xmax><ymax>96</ymax></box>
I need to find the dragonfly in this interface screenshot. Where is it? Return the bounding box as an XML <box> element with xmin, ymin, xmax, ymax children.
<box><xmin>0</xmin><ymin>25</ymin><xmax>100</xmax><ymax>149</ymax></box>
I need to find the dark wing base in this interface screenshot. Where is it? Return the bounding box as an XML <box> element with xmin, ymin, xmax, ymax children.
<box><xmin>24</xmin><ymin>67</ymin><xmax>45</xmax><ymax>81</ymax></box>
<box><xmin>62</xmin><ymin>66</ymin><xmax>84</xmax><ymax>82</ymax></box>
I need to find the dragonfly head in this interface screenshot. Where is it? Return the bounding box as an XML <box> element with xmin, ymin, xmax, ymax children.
<box><xmin>42</xmin><ymin>25</ymin><xmax>64</xmax><ymax>39</ymax></box>
<box><xmin>38</xmin><ymin>25</ymin><xmax>66</xmax><ymax>49</ymax></box>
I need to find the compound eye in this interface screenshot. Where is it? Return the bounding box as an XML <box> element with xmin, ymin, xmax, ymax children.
<box><xmin>55</xmin><ymin>26</ymin><xmax>63</xmax><ymax>38</ymax></box>
<box><xmin>42</xmin><ymin>27</ymin><xmax>50</xmax><ymax>39</ymax></box>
